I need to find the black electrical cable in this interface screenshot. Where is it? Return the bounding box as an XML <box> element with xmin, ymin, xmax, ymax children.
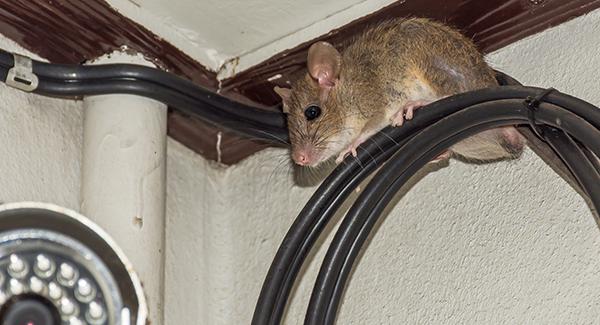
<box><xmin>32</xmin><ymin>63</ymin><xmax>286</xmax><ymax>128</ymax></box>
<box><xmin>543</xmin><ymin>127</ymin><xmax>600</xmax><ymax>199</ymax></box>
<box><xmin>0</xmin><ymin>49</ymin><xmax>289</xmax><ymax>143</ymax></box>
<box><xmin>33</xmin><ymin>77</ymin><xmax>287</xmax><ymax>143</ymax></box>
<box><xmin>581</xmin><ymin>145</ymin><xmax>600</xmax><ymax>178</ymax></box>
<box><xmin>0</xmin><ymin>50</ymin><xmax>12</xmax><ymax>70</ymax></box>
<box><xmin>305</xmin><ymin>99</ymin><xmax>600</xmax><ymax>325</ymax></box>
<box><xmin>252</xmin><ymin>87</ymin><xmax>600</xmax><ymax>325</ymax></box>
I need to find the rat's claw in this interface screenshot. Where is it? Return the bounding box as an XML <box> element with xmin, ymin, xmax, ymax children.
<box><xmin>405</xmin><ymin>106</ymin><xmax>414</xmax><ymax>120</ymax></box>
<box><xmin>391</xmin><ymin>100</ymin><xmax>431</xmax><ymax>127</ymax></box>
<box><xmin>390</xmin><ymin>110</ymin><xmax>404</xmax><ymax>127</ymax></box>
<box><xmin>336</xmin><ymin>147</ymin><xmax>352</xmax><ymax>164</ymax></box>
<box><xmin>430</xmin><ymin>150</ymin><xmax>452</xmax><ymax>163</ymax></box>
<box><xmin>336</xmin><ymin>142</ymin><xmax>361</xmax><ymax>164</ymax></box>
<box><xmin>335</xmin><ymin>151</ymin><xmax>348</xmax><ymax>164</ymax></box>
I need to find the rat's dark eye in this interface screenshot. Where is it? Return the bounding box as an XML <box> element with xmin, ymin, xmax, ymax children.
<box><xmin>304</xmin><ymin>104</ymin><xmax>321</xmax><ymax>121</ymax></box>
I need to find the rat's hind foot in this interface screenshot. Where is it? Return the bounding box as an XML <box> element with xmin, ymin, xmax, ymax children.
<box><xmin>430</xmin><ymin>150</ymin><xmax>452</xmax><ymax>163</ymax></box>
<box><xmin>390</xmin><ymin>100</ymin><xmax>432</xmax><ymax>126</ymax></box>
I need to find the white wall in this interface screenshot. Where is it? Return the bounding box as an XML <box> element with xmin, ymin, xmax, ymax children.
<box><xmin>164</xmin><ymin>8</ymin><xmax>600</xmax><ymax>325</ymax></box>
<box><xmin>0</xmin><ymin>37</ymin><xmax>83</xmax><ymax>210</ymax></box>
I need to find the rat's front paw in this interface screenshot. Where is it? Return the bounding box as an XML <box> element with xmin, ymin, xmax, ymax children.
<box><xmin>390</xmin><ymin>100</ymin><xmax>431</xmax><ymax>126</ymax></box>
<box><xmin>335</xmin><ymin>146</ymin><xmax>358</xmax><ymax>164</ymax></box>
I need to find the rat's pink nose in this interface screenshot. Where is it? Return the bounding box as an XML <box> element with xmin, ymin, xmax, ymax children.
<box><xmin>293</xmin><ymin>152</ymin><xmax>310</xmax><ymax>166</ymax></box>
<box><xmin>292</xmin><ymin>148</ymin><xmax>316</xmax><ymax>166</ymax></box>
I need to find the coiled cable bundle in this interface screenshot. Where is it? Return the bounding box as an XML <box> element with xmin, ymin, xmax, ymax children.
<box><xmin>252</xmin><ymin>85</ymin><xmax>600</xmax><ymax>325</ymax></box>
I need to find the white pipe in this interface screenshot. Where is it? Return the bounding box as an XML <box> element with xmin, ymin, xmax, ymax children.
<box><xmin>81</xmin><ymin>52</ymin><xmax>167</xmax><ymax>324</ymax></box>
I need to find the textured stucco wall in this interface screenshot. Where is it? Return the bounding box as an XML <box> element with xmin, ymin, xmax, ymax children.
<box><xmin>0</xmin><ymin>36</ymin><xmax>83</xmax><ymax>210</ymax></box>
<box><xmin>164</xmin><ymin>8</ymin><xmax>600</xmax><ymax>325</ymax></box>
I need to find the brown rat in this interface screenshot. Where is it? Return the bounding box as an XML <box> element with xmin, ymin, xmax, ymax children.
<box><xmin>274</xmin><ymin>17</ymin><xmax>525</xmax><ymax>167</ymax></box>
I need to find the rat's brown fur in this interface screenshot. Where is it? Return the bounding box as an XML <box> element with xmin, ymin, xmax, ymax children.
<box><xmin>281</xmin><ymin>17</ymin><xmax>524</xmax><ymax>166</ymax></box>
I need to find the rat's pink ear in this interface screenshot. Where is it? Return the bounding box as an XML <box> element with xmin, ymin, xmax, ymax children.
<box><xmin>273</xmin><ymin>86</ymin><xmax>291</xmax><ymax>113</ymax></box>
<box><xmin>274</xmin><ymin>86</ymin><xmax>291</xmax><ymax>101</ymax></box>
<box><xmin>307</xmin><ymin>41</ymin><xmax>341</xmax><ymax>88</ymax></box>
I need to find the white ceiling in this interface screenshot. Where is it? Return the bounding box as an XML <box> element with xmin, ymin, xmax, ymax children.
<box><xmin>106</xmin><ymin>0</ymin><xmax>395</xmax><ymax>79</ymax></box>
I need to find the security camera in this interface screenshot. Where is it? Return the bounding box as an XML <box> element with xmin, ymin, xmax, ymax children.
<box><xmin>0</xmin><ymin>202</ymin><xmax>147</xmax><ymax>325</ymax></box>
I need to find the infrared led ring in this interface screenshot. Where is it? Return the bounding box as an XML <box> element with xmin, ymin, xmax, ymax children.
<box><xmin>0</xmin><ymin>203</ymin><xmax>147</xmax><ymax>325</ymax></box>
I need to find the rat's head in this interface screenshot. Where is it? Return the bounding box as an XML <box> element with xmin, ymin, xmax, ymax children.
<box><xmin>275</xmin><ymin>41</ymin><xmax>350</xmax><ymax>167</ymax></box>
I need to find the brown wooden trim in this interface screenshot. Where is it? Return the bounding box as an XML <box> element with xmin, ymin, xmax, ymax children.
<box><xmin>0</xmin><ymin>0</ymin><xmax>217</xmax><ymax>88</ymax></box>
<box><xmin>1</xmin><ymin>0</ymin><xmax>599</xmax><ymax>164</ymax></box>
<box><xmin>168</xmin><ymin>111</ymin><xmax>273</xmax><ymax>165</ymax></box>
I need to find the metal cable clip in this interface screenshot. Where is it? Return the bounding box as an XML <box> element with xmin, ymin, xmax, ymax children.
<box><xmin>523</xmin><ymin>87</ymin><xmax>555</xmax><ymax>139</ymax></box>
<box><xmin>6</xmin><ymin>53</ymin><xmax>39</xmax><ymax>92</ymax></box>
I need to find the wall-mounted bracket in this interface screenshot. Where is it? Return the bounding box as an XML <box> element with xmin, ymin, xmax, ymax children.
<box><xmin>6</xmin><ymin>53</ymin><xmax>39</xmax><ymax>92</ymax></box>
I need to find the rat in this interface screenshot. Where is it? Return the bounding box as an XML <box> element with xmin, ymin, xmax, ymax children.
<box><xmin>273</xmin><ymin>17</ymin><xmax>525</xmax><ymax>167</ymax></box>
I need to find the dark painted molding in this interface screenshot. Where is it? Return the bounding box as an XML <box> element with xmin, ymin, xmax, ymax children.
<box><xmin>0</xmin><ymin>0</ymin><xmax>217</xmax><ymax>87</ymax></box>
<box><xmin>1</xmin><ymin>0</ymin><xmax>599</xmax><ymax>164</ymax></box>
